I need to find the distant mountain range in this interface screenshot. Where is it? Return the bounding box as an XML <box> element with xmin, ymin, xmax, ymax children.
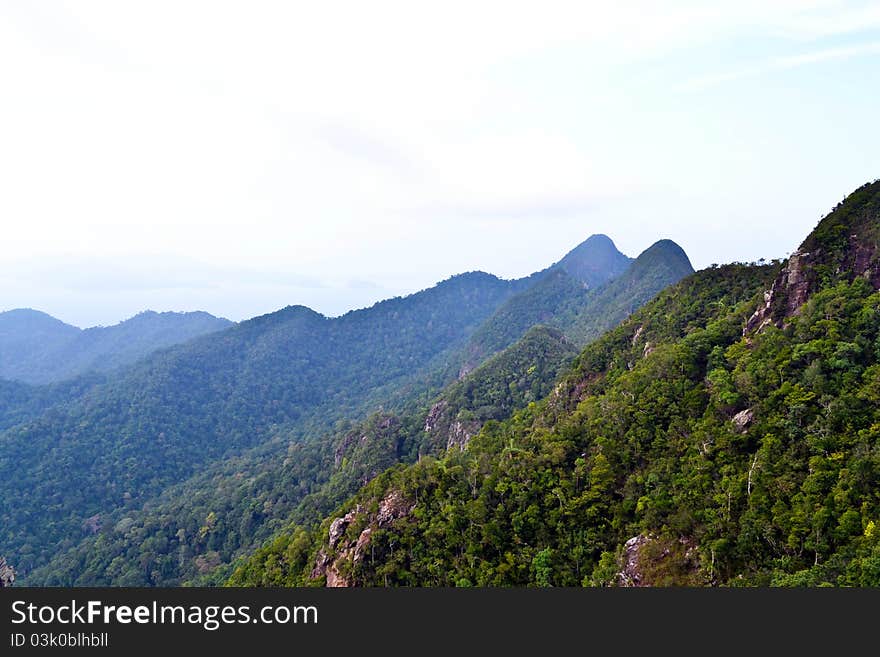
<box><xmin>0</xmin><ymin>309</ymin><xmax>232</xmax><ymax>384</ymax></box>
<box><xmin>457</xmin><ymin>235</ymin><xmax>692</xmax><ymax>373</ymax></box>
<box><xmin>229</xmin><ymin>179</ymin><xmax>880</xmax><ymax>588</ymax></box>
<box><xmin>9</xmin><ymin>179</ymin><xmax>880</xmax><ymax>589</ymax></box>
<box><xmin>0</xmin><ymin>232</ymin><xmax>694</xmax><ymax>584</ymax></box>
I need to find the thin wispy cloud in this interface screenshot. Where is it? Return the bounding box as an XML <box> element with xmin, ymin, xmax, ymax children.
<box><xmin>677</xmin><ymin>41</ymin><xmax>880</xmax><ymax>91</ymax></box>
<box><xmin>2</xmin><ymin>2</ymin><xmax>879</xmax><ymax>325</ymax></box>
<box><xmin>766</xmin><ymin>4</ymin><xmax>880</xmax><ymax>40</ymax></box>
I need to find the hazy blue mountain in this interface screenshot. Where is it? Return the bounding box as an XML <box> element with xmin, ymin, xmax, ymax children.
<box><xmin>231</xmin><ymin>180</ymin><xmax>880</xmax><ymax>588</ymax></box>
<box><xmin>460</xmin><ymin>236</ymin><xmax>692</xmax><ymax>369</ymax></box>
<box><xmin>0</xmin><ymin>232</ymin><xmax>693</xmax><ymax>584</ymax></box>
<box><xmin>27</xmin><ymin>325</ymin><xmax>580</xmax><ymax>585</ymax></box>
<box><xmin>0</xmin><ymin>310</ymin><xmax>81</xmax><ymax>380</ymax></box>
<box><xmin>552</xmin><ymin>233</ymin><xmax>633</xmax><ymax>287</ymax></box>
<box><xmin>564</xmin><ymin>238</ymin><xmax>695</xmax><ymax>344</ymax></box>
<box><xmin>0</xmin><ymin>272</ymin><xmax>521</xmax><ymax>575</ymax></box>
<box><xmin>0</xmin><ymin>309</ymin><xmax>233</xmax><ymax>384</ymax></box>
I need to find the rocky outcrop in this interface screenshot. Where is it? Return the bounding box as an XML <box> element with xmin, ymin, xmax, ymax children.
<box><xmin>617</xmin><ymin>534</ymin><xmax>703</xmax><ymax>586</ymax></box>
<box><xmin>423</xmin><ymin>400</ymin><xmax>449</xmax><ymax>434</ymax></box>
<box><xmin>0</xmin><ymin>557</ymin><xmax>15</xmax><ymax>587</ymax></box>
<box><xmin>82</xmin><ymin>513</ymin><xmax>102</xmax><ymax>534</ymax></box>
<box><xmin>445</xmin><ymin>420</ymin><xmax>480</xmax><ymax>450</ymax></box>
<box><xmin>777</xmin><ymin>250</ymin><xmax>814</xmax><ymax>318</ymax></box>
<box><xmin>619</xmin><ymin>535</ymin><xmax>651</xmax><ymax>586</ymax></box>
<box><xmin>312</xmin><ymin>491</ymin><xmax>414</xmax><ymax>587</ymax></box>
<box><xmin>745</xmin><ymin>249</ymin><xmax>815</xmax><ymax>334</ymax></box>
<box><xmin>423</xmin><ymin>400</ymin><xmax>481</xmax><ymax>451</ymax></box>
<box><xmin>746</xmin><ymin>181</ymin><xmax>880</xmax><ymax>336</ymax></box>
<box><xmin>631</xmin><ymin>324</ymin><xmax>645</xmax><ymax>346</ymax></box>
<box><xmin>850</xmin><ymin>231</ymin><xmax>880</xmax><ymax>288</ymax></box>
<box><xmin>732</xmin><ymin>408</ymin><xmax>754</xmax><ymax>433</ymax></box>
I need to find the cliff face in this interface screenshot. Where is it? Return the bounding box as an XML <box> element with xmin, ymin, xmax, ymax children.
<box><xmin>423</xmin><ymin>400</ymin><xmax>482</xmax><ymax>451</ymax></box>
<box><xmin>311</xmin><ymin>490</ymin><xmax>414</xmax><ymax>587</ymax></box>
<box><xmin>746</xmin><ymin>180</ymin><xmax>880</xmax><ymax>333</ymax></box>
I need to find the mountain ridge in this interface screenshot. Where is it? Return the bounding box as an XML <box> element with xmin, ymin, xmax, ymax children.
<box><xmin>0</xmin><ymin>308</ymin><xmax>233</xmax><ymax>384</ymax></box>
<box><xmin>747</xmin><ymin>179</ymin><xmax>880</xmax><ymax>332</ymax></box>
<box><xmin>7</xmin><ymin>232</ymin><xmax>690</xmax><ymax>584</ymax></box>
<box><xmin>228</xmin><ymin>179</ymin><xmax>880</xmax><ymax>588</ymax></box>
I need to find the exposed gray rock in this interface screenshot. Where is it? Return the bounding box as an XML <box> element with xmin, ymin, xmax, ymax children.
<box><xmin>423</xmin><ymin>400</ymin><xmax>448</xmax><ymax>433</ymax></box>
<box><xmin>746</xmin><ymin>250</ymin><xmax>813</xmax><ymax>335</ymax></box>
<box><xmin>328</xmin><ymin>506</ymin><xmax>362</xmax><ymax>549</ymax></box>
<box><xmin>732</xmin><ymin>408</ymin><xmax>754</xmax><ymax>432</ymax></box>
<box><xmin>376</xmin><ymin>490</ymin><xmax>414</xmax><ymax>526</ymax></box>
<box><xmin>315</xmin><ymin>490</ymin><xmax>414</xmax><ymax>588</ymax></box>
<box><xmin>631</xmin><ymin>325</ymin><xmax>645</xmax><ymax>346</ymax></box>
<box><xmin>0</xmin><ymin>557</ymin><xmax>15</xmax><ymax>587</ymax></box>
<box><xmin>619</xmin><ymin>535</ymin><xmax>650</xmax><ymax>587</ymax></box>
<box><xmin>446</xmin><ymin>420</ymin><xmax>479</xmax><ymax>451</ymax></box>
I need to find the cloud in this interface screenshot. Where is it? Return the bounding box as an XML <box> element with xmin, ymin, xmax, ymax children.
<box><xmin>6</xmin><ymin>256</ymin><xmax>326</xmax><ymax>292</ymax></box>
<box><xmin>765</xmin><ymin>3</ymin><xmax>880</xmax><ymax>40</ymax></box>
<box><xmin>2</xmin><ymin>1</ymin><xmax>879</xmax><ymax>326</ymax></box>
<box><xmin>406</xmin><ymin>196</ymin><xmax>607</xmax><ymax>223</ymax></box>
<box><xmin>313</xmin><ymin>122</ymin><xmax>424</xmax><ymax>181</ymax></box>
<box><xmin>677</xmin><ymin>41</ymin><xmax>880</xmax><ymax>91</ymax></box>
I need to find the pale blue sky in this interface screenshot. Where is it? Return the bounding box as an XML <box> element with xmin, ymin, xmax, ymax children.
<box><xmin>1</xmin><ymin>1</ymin><xmax>879</xmax><ymax>327</ymax></box>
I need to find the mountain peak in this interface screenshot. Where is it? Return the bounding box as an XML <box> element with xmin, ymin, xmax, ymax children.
<box><xmin>553</xmin><ymin>234</ymin><xmax>633</xmax><ymax>288</ymax></box>
<box><xmin>633</xmin><ymin>239</ymin><xmax>693</xmax><ymax>272</ymax></box>
<box><xmin>0</xmin><ymin>308</ymin><xmax>79</xmax><ymax>330</ymax></box>
<box><xmin>0</xmin><ymin>309</ymin><xmax>81</xmax><ymax>346</ymax></box>
<box><xmin>747</xmin><ymin>179</ymin><xmax>880</xmax><ymax>332</ymax></box>
<box><xmin>799</xmin><ymin>178</ymin><xmax>880</xmax><ymax>282</ymax></box>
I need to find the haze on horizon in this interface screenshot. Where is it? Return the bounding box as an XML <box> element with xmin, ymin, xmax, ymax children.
<box><xmin>1</xmin><ymin>1</ymin><xmax>879</xmax><ymax>327</ymax></box>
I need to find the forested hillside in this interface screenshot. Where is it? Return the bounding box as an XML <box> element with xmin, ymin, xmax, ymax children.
<box><xmin>27</xmin><ymin>325</ymin><xmax>578</xmax><ymax>585</ymax></box>
<box><xmin>461</xmin><ymin>238</ymin><xmax>692</xmax><ymax>368</ymax></box>
<box><xmin>0</xmin><ymin>272</ymin><xmax>520</xmax><ymax>575</ymax></box>
<box><xmin>230</xmin><ymin>180</ymin><xmax>880</xmax><ymax>587</ymax></box>
<box><xmin>0</xmin><ymin>309</ymin><xmax>232</xmax><ymax>384</ymax></box>
<box><xmin>2</xmin><ymin>231</ymin><xmax>694</xmax><ymax>584</ymax></box>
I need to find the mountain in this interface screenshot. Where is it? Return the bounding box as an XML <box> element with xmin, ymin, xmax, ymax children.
<box><xmin>0</xmin><ymin>309</ymin><xmax>233</xmax><ymax>384</ymax></box>
<box><xmin>28</xmin><ymin>325</ymin><xmax>579</xmax><ymax>585</ymax></box>
<box><xmin>461</xmin><ymin>237</ymin><xmax>692</xmax><ymax>368</ymax></box>
<box><xmin>10</xmin><ymin>233</ymin><xmax>689</xmax><ymax>585</ymax></box>
<box><xmin>565</xmin><ymin>239</ymin><xmax>695</xmax><ymax>344</ymax></box>
<box><xmin>0</xmin><ymin>375</ymin><xmax>103</xmax><ymax>432</ymax></box>
<box><xmin>229</xmin><ymin>180</ymin><xmax>880</xmax><ymax>587</ymax></box>
<box><xmin>747</xmin><ymin>179</ymin><xmax>880</xmax><ymax>331</ymax></box>
<box><xmin>0</xmin><ymin>271</ymin><xmax>524</xmax><ymax>576</ymax></box>
<box><xmin>0</xmin><ymin>310</ymin><xmax>80</xmax><ymax>381</ymax></box>
<box><xmin>553</xmin><ymin>233</ymin><xmax>633</xmax><ymax>287</ymax></box>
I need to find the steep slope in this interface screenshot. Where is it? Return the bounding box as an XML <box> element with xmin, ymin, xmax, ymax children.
<box><xmin>0</xmin><ymin>272</ymin><xmax>518</xmax><ymax>576</ymax></box>
<box><xmin>29</xmin><ymin>235</ymin><xmax>689</xmax><ymax>586</ymax></box>
<box><xmin>0</xmin><ymin>309</ymin><xmax>232</xmax><ymax>384</ymax></box>
<box><xmin>565</xmin><ymin>239</ymin><xmax>695</xmax><ymax>345</ymax></box>
<box><xmin>553</xmin><ymin>233</ymin><xmax>633</xmax><ymax>287</ymax></box>
<box><xmin>230</xmin><ymin>180</ymin><xmax>880</xmax><ymax>588</ymax></box>
<box><xmin>461</xmin><ymin>236</ymin><xmax>691</xmax><ymax>369</ymax></box>
<box><xmin>229</xmin><ymin>262</ymin><xmax>777</xmax><ymax>586</ymax></box>
<box><xmin>458</xmin><ymin>235</ymin><xmax>630</xmax><ymax>368</ymax></box>
<box><xmin>28</xmin><ymin>325</ymin><xmax>578</xmax><ymax>585</ymax></box>
<box><xmin>459</xmin><ymin>269</ymin><xmax>586</xmax><ymax>369</ymax></box>
<box><xmin>27</xmin><ymin>234</ymin><xmax>689</xmax><ymax>586</ymax></box>
<box><xmin>747</xmin><ymin>179</ymin><xmax>880</xmax><ymax>331</ymax></box>
<box><xmin>2</xmin><ymin>232</ymin><xmax>694</xmax><ymax>584</ymax></box>
<box><xmin>0</xmin><ymin>375</ymin><xmax>104</xmax><ymax>432</ymax></box>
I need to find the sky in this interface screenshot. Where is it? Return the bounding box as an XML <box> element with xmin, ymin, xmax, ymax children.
<box><xmin>1</xmin><ymin>1</ymin><xmax>879</xmax><ymax>327</ymax></box>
